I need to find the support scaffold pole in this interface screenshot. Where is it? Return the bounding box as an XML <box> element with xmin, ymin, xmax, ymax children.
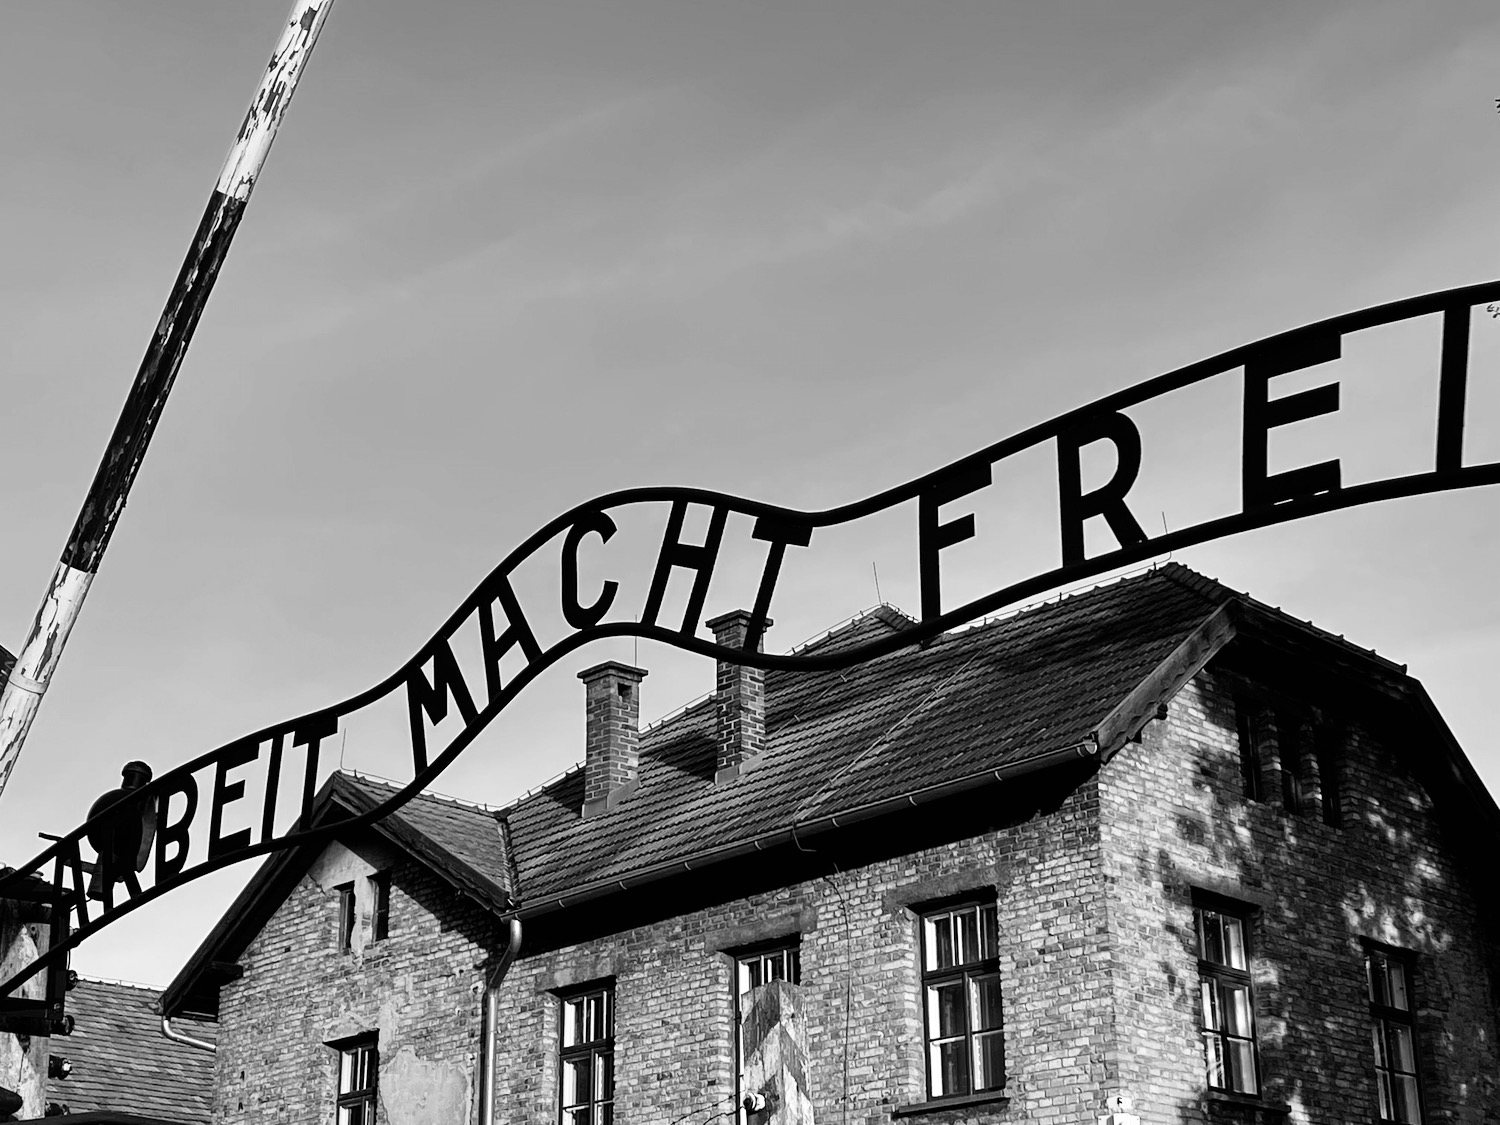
<box><xmin>0</xmin><ymin>0</ymin><xmax>338</xmax><ymax>802</ymax></box>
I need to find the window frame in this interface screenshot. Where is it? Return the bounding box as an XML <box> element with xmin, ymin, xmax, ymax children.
<box><xmin>331</xmin><ymin>1033</ymin><xmax>379</xmax><ymax>1125</ymax></box>
<box><xmin>1365</xmin><ymin>942</ymin><xmax>1425</xmax><ymax>1124</ymax></box>
<box><xmin>370</xmin><ymin>872</ymin><xmax>391</xmax><ymax>942</ymax></box>
<box><xmin>731</xmin><ymin>938</ymin><xmax>802</xmax><ymax>1125</ymax></box>
<box><xmin>1275</xmin><ymin>709</ymin><xmax>1306</xmax><ymax>815</ymax></box>
<box><xmin>558</xmin><ymin>982</ymin><xmax>615</xmax><ymax>1125</ymax></box>
<box><xmin>1235</xmin><ymin>701</ymin><xmax>1264</xmax><ymax>803</ymax></box>
<box><xmin>1194</xmin><ymin>894</ymin><xmax>1261</xmax><ymax>1098</ymax></box>
<box><xmin>916</xmin><ymin>896</ymin><xmax>1005</xmax><ymax>1103</ymax></box>
<box><xmin>336</xmin><ymin>882</ymin><xmax>356</xmax><ymax>953</ymax></box>
<box><xmin>1313</xmin><ymin>722</ymin><xmax>1343</xmax><ymax>828</ymax></box>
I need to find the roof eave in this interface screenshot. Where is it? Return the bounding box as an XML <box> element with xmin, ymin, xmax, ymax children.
<box><xmin>506</xmin><ymin>739</ymin><xmax>1101</xmax><ymax>922</ymax></box>
<box><xmin>1092</xmin><ymin>603</ymin><xmax>1237</xmax><ymax>759</ymax></box>
<box><xmin>1216</xmin><ymin>597</ymin><xmax>1500</xmax><ymax>848</ymax></box>
<box><xmin>161</xmin><ymin>774</ymin><xmax>511</xmax><ymax>1020</ymax></box>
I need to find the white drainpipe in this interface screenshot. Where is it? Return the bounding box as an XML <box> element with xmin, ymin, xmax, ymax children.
<box><xmin>478</xmin><ymin>918</ymin><xmax>523</xmax><ymax>1125</ymax></box>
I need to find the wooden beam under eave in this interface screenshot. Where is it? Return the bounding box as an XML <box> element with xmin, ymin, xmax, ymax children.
<box><xmin>1092</xmin><ymin>604</ymin><xmax>1237</xmax><ymax>760</ymax></box>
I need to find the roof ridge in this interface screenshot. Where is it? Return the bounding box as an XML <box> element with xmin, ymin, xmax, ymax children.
<box><xmin>340</xmin><ymin>769</ymin><xmax>503</xmax><ymax>813</ymax></box>
<box><xmin>952</xmin><ymin>562</ymin><xmax>1176</xmax><ymax>638</ymax></box>
<box><xmin>786</xmin><ymin>603</ymin><xmax>915</xmax><ymax>655</ymax></box>
<box><xmin>641</xmin><ymin>691</ymin><xmax>716</xmax><ymax>733</ymax></box>
<box><xmin>77</xmin><ymin>975</ymin><xmax>163</xmax><ymax>993</ymax></box>
<box><xmin>1151</xmin><ymin>560</ymin><xmax>1238</xmax><ymax>604</ymax></box>
<box><xmin>491</xmin><ymin>763</ymin><xmax>584</xmax><ymax>818</ymax></box>
<box><xmin>1151</xmin><ymin>562</ymin><xmax>1403</xmax><ymax>671</ymax></box>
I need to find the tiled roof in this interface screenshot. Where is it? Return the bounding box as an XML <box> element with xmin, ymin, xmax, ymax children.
<box><xmin>334</xmin><ymin>777</ymin><xmax>514</xmax><ymax>907</ymax></box>
<box><xmin>500</xmin><ymin>563</ymin><xmax>1225</xmax><ymax>903</ymax></box>
<box><xmin>46</xmin><ymin>978</ymin><xmax>215</xmax><ymax>1123</ymax></box>
<box><xmin>345</xmin><ymin>563</ymin><xmax>1229</xmax><ymax>906</ymax></box>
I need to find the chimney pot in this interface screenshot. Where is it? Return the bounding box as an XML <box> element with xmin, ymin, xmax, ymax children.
<box><xmin>578</xmin><ymin>661</ymin><xmax>647</xmax><ymax>817</ymax></box>
<box><xmin>706</xmin><ymin>611</ymin><xmax>771</xmax><ymax>784</ymax></box>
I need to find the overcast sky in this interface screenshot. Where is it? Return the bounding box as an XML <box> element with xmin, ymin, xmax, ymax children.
<box><xmin>3</xmin><ymin>0</ymin><xmax>1499</xmax><ymax>987</ymax></box>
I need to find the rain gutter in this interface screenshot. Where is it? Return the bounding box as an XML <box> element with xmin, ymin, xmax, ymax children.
<box><xmin>506</xmin><ymin>740</ymin><xmax>1098</xmax><ymax>921</ymax></box>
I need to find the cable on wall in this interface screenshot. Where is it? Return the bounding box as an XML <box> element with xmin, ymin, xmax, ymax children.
<box><xmin>822</xmin><ymin>864</ymin><xmax>853</xmax><ymax>1125</ymax></box>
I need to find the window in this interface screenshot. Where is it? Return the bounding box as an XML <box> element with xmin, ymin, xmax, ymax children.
<box><xmin>371</xmin><ymin>873</ymin><xmax>391</xmax><ymax>942</ymax></box>
<box><xmin>560</xmin><ymin>985</ymin><xmax>614</xmax><ymax>1125</ymax></box>
<box><xmin>334</xmin><ymin>1036</ymin><xmax>378</xmax><ymax>1125</ymax></box>
<box><xmin>1236</xmin><ymin>703</ymin><xmax>1264</xmax><ymax>802</ymax></box>
<box><xmin>337</xmin><ymin>883</ymin><xmax>356</xmax><ymax>952</ymax></box>
<box><xmin>1368</xmin><ymin>948</ymin><xmax>1423</xmax><ymax>1123</ymax></box>
<box><xmin>1276</xmin><ymin>711</ymin><xmax>1306</xmax><ymax>815</ymax></box>
<box><xmin>736</xmin><ymin>943</ymin><xmax>800</xmax><ymax>996</ymax></box>
<box><xmin>1314</xmin><ymin>724</ymin><xmax>1343</xmax><ymax>828</ymax></box>
<box><xmin>919</xmin><ymin>901</ymin><xmax>1003</xmax><ymax>1100</ymax></box>
<box><xmin>733</xmin><ymin>941</ymin><xmax>801</xmax><ymax>1124</ymax></box>
<box><xmin>1197</xmin><ymin>903</ymin><xmax>1258</xmax><ymax>1095</ymax></box>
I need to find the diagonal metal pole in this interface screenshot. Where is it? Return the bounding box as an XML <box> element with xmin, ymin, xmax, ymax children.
<box><xmin>0</xmin><ymin>0</ymin><xmax>338</xmax><ymax>802</ymax></box>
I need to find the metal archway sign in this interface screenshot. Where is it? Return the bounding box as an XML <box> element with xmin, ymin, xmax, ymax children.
<box><xmin>2</xmin><ymin>278</ymin><xmax>1498</xmax><ymax>1003</ymax></box>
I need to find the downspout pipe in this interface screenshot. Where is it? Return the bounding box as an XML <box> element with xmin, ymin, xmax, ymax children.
<box><xmin>478</xmin><ymin>918</ymin><xmax>523</xmax><ymax>1125</ymax></box>
<box><xmin>160</xmin><ymin>1015</ymin><xmax>216</xmax><ymax>1054</ymax></box>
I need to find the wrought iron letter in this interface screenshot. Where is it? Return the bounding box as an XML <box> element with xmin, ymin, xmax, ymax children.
<box><xmin>406</xmin><ymin>638</ymin><xmax>480</xmax><ymax>774</ymax></box>
<box><xmin>260</xmin><ymin>733</ymin><xmax>285</xmax><ymax>846</ymax></box>
<box><xmin>477</xmin><ymin>575</ymin><xmax>543</xmax><ymax>708</ymax></box>
<box><xmin>295</xmin><ymin>714</ymin><xmax>337</xmax><ymax>826</ymax></box>
<box><xmin>208</xmin><ymin>740</ymin><xmax>259</xmax><ymax>860</ymax></box>
<box><xmin>746</xmin><ymin>516</ymin><xmax>813</xmax><ymax>652</ymax></box>
<box><xmin>95</xmin><ymin>853</ymin><xmax>144</xmax><ymax>914</ymax></box>
<box><xmin>1436</xmin><ymin>307</ymin><xmax>1471</xmax><ymax>472</ymax></box>
<box><xmin>641</xmin><ymin>501</ymin><xmax>729</xmax><ymax>634</ymax></box>
<box><xmin>1056</xmin><ymin>412</ymin><xmax>1149</xmax><ymax>567</ymax></box>
<box><xmin>919</xmin><ymin>463</ymin><xmax>992</xmax><ymax>622</ymax></box>
<box><xmin>154</xmin><ymin>775</ymin><xmax>200</xmax><ymax>884</ymax></box>
<box><xmin>54</xmin><ymin>837</ymin><xmax>91</xmax><ymax>930</ymax></box>
<box><xmin>561</xmin><ymin>511</ymin><xmax>620</xmax><ymax>631</ymax></box>
<box><xmin>1242</xmin><ymin>330</ymin><xmax>1342</xmax><ymax>511</ymax></box>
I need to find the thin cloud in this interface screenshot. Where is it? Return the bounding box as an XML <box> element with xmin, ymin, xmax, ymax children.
<box><xmin>239</xmin><ymin>89</ymin><xmax>668</xmax><ymax>262</ymax></box>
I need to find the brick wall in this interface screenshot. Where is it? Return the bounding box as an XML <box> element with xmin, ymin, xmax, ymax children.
<box><xmin>491</xmin><ymin>776</ymin><xmax>1116</xmax><ymax>1125</ymax></box>
<box><xmin>214</xmin><ymin>836</ymin><xmax>503</xmax><ymax>1124</ymax></box>
<box><xmin>210</xmin><ymin>666</ymin><xmax>1499</xmax><ymax>1125</ymax></box>
<box><xmin>1099</xmin><ymin>668</ymin><xmax>1500</xmax><ymax>1125</ymax></box>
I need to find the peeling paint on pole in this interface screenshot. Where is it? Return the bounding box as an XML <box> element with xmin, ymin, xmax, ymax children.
<box><xmin>0</xmin><ymin>0</ymin><xmax>337</xmax><ymax>802</ymax></box>
<box><xmin>0</xmin><ymin>565</ymin><xmax>93</xmax><ymax>798</ymax></box>
<box><xmin>217</xmin><ymin>1</ymin><xmax>333</xmax><ymax>203</ymax></box>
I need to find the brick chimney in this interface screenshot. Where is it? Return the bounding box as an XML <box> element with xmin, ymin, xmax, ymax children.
<box><xmin>707</xmin><ymin>610</ymin><xmax>771</xmax><ymax>784</ymax></box>
<box><xmin>578</xmin><ymin>662</ymin><xmax>647</xmax><ymax>818</ymax></box>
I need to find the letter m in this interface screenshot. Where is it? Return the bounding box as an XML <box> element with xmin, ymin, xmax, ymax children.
<box><xmin>406</xmin><ymin>637</ymin><xmax>479</xmax><ymax>773</ymax></box>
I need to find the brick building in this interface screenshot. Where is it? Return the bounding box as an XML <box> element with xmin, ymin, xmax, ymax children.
<box><xmin>161</xmin><ymin>564</ymin><xmax>1500</xmax><ymax>1124</ymax></box>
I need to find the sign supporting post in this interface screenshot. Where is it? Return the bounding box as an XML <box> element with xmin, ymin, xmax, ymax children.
<box><xmin>0</xmin><ymin>0</ymin><xmax>338</xmax><ymax>803</ymax></box>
